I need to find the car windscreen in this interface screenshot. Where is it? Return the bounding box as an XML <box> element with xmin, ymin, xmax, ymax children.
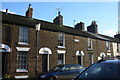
<box><xmin>49</xmin><ymin>65</ymin><xmax>64</xmax><ymax>71</ymax></box>
<box><xmin>77</xmin><ymin>62</ymin><xmax>120</xmax><ymax>79</ymax></box>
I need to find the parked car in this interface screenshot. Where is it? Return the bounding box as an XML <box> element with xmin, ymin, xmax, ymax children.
<box><xmin>74</xmin><ymin>59</ymin><xmax>120</xmax><ymax>80</ymax></box>
<box><xmin>37</xmin><ymin>64</ymin><xmax>85</xmax><ymax>80</ymax></box>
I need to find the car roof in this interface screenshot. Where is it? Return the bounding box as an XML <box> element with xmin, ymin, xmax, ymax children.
<box><xmin>98</xmin><ymin>60</ymin><xmax>120</xmax><ymax>64</ymax></box>
<box><xmin>58</xmin><ymin>64</ymin><xmax>82</xmax><ymax>66</ymax></box>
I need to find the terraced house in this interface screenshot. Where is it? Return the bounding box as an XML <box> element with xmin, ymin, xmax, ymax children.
<box><xmin>1</xmin><ymin>4</ymin><xmax>120</xmax><ymax>79</ymax></box>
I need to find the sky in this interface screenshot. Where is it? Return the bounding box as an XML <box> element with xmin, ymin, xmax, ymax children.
<box><xmin>1</xmin><ymin>2</ymin><xmax>119</xmax><ymax>37</ymax></box>
<box><xmin>118</xmin><ymin>2</ymin><xmax>120</xmax><ymax>33</ymax></box>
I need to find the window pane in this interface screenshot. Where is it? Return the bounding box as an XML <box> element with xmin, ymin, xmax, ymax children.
<box><xmin>19</xmin><ymin>26</ymin><xmax>28</xmax><ymax>43</ymax></box>
<box><xmin>58</xmin><ymin>33</ymin><xmax>65</xmax><ymax>47</ymax></box>
<box><xmin>88</xmin><ymin>38</ymin><xmax>92</xmax><ymax>49</ymax></box>
<box><xmin>89</xmin><ymin>53</ymin><xmax>93</xmax><ymax>65</ymax></box>
<box><xmin>58</xmin><ymin>54</ymin><xmax>64</xmax><ymax>65</ymax></box>
<box><xmin>61</xmin><ymin>65</ymin><xmax>70</xmax><ymax>70</ymax></box>
<box><xmin>117</xmin><ymin>43</ymin><xmax>120</xmax><ymax>52</ymax></box>
<box><xmin>106</xmin><ymin>41</ymin><xmax>110</xmax><ymax>51</ymax></box>
<box><xmin>69</xmin><ymin>65</ymin><xmax>77</xmax><ymax>70</ymax></box>
<box><xmin>17</xmin><ymin>52</ymin><xmax>28</xmax><ymax>70</ymax></box>
<box><xmin>79</xmin><ymin>64</ymin><xmax>102</xmax><ymax>78</ymax></box>
<box><xmin>78</xmin><ymin>63</ymin><xmax>119</xmax><ymax>79</ymax></box>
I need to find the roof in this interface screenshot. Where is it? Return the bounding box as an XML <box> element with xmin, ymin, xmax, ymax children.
<box><xmin>99</xmin><ymin>34</ymin><xmax>120</xmax><ymax>43</ymax></box>
<box><xmin>1</xmin><ymin>11</ymin><xmax>120</xmax><ymax>43</ymax></box>
<box><xmin>86</xmin><ymin>31</ymin><xmax>109</xmax><ymax>41</ymax></box>
<box><xmin>2</xmin><ymin>12</ymin><xmax>38</xmax><ymax>27</ymax></box>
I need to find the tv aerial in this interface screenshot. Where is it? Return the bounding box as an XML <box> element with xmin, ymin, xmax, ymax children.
<box><xmin>55</xmin><ymin>8</ymin><xmax>63</xmax><ymax>15</ymax></box>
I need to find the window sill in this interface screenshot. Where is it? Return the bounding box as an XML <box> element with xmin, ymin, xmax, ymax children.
<box><xmin>18</xmin><ymin>42</ymin><xmax>29</xmax><ymax>45</ymax></box>
<box><xmin>16</xmin><ymin>69</ymin><xmax>28</xmax><ymax>73</ymax></box>
<box><xmin>107</xmin><ymin>50</ymin><xmax>111</xmax><ymax>53</ymax></box>
<box><xmin>14</xmin><ymin>75</ymin><xmax>28</xmax><ymax>79</ymax></box>
<box><xmin>57</xmin><ymin>46</ymin><xmax>65</xmax><ymax>49</ymax></box>
<box><xmin>87</xmin><ymin>48</ymin><xmax>93</xmax><ymax>51</ymax></box>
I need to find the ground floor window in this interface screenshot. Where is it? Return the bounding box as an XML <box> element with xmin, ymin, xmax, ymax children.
<box><xmin>17</xmin><ymin>51</ymin><xmax>28</xmax><ymax>70</ymax></box>
<box><xmin>88</xmin><ymin>53</ymin><xmax>93</xmax><ymax>65</ymax></box>
<box><xmin>58</xmin><ymin>54</ymin><xmax>65</xmax><ymax>65</ymax></box>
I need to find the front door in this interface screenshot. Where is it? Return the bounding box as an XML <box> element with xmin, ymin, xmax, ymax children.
<box><xmin>42</xmin><ymin>54</ymin><xmax>48</xmax><ymax>72</ymax></box>
<box><xmin>78</xmin><ymin>56</ymin><xmax>81</xmax><ymax>65</ymax></box>
<box><xmin>0</xmin><ymin>53</ymin><xmax>2</xmax><ymax>79</ymax></box>
<box><xmin>2</xmin><ymin>53</ymin><xmax>8</xmax><ymax>77</ymax></box>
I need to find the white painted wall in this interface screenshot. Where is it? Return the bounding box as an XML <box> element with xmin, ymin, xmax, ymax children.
<box><xmin>112</xmin><ymin>42</ymin><xmax>120</xmax><ymax>56</ymax></box>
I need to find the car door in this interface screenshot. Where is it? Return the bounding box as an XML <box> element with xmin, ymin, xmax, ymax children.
<box><xmin>56</xmin><ymin>65</ymin><xmax>71</xmax><ymax>79</ymax></box>
<box><xmin>99</xmin><ymin>63</ymin><xmax>119</xmax><ymax>79</ymax></box>
<box><xmin>68</xmin><ymin>65</ymin><xmax>81</xmax><ymax>78</ymax></box>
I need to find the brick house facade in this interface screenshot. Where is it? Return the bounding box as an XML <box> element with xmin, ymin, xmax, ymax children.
<box><xmin>1</xmin><ymin>4</ymin><xmax>120</xmax><ymax>79</ymax></box>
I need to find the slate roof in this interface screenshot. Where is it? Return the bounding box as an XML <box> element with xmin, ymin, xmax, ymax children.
<box><xmin>99</xmin><ymin>34</ymin><xmax>120</xmax><ymax>43</ymax></box>
<box><xmin>2</xmin><ymin>11</ymin><xmax>120</xmax><ymax>43</ymax></box>
<box><xmin>2</xmin><ymin>12</ymin><xmax>38</xmax><ymax>27</ymax></box>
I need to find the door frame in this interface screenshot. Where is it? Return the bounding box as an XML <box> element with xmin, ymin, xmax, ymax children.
<box><xmin>39</xmin><ymin>47</ymin><xmax>52</xmax><ymax>71</ymax></box>
<box><xmin>76</xmin><ymin>50</ymin><xmax>84</xmax><ymax>66</ymax></box>
<box><xmin>42</xmin><ymin>53</ymin><xmax>49</xmax><ymax>72</ymax></box>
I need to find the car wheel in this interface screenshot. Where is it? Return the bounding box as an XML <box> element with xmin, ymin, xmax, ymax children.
<box><xmin>49</xmin><ymin>76</ymin><xmax>56</xmax><ymax>80</ymax></box>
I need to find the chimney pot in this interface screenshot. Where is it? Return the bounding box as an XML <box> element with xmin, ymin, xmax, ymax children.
<box><xmin>92</xmin><ymin>20</ymin><xmax>96</xmax><ymax>25</ymax></box>
<box><xmin>29</xmin><ymin>4</ymin><xmax>32</xmax><ymax>8</ymax></box>
<box><xmin>26</xmin><ymin>4</ymin><xmax>33</xmax><ymax>18</ymax></box>
<box><xmin>58</xmin><ymin>11</ymin><xmax>60</xmax><ymax>16</ymax></box>
<box><xmin>6</xmin><ymin>9</ymin><xmax>8</xmax><ymax>14</ymax></box>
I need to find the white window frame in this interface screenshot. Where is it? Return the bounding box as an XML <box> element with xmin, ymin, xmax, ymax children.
<box><xmin>14</xmin><ymin>75</ymin><xmax>28</xmax><ymax>79</ymax></box>
<box><xmin>88</xmin><ymin>53</ymin><xmax>93</xmax><ymax>65</ymax></box>
<box><xmin>16</xmin><ymin>47</ymin><xmax>30</xmax><ymax>51</ymax></box>
<box><xmin>16</xmin><ymin>51</ymin><xmax>28</xmax><ymax>72</ymax></box>
<box><xmin>19</xmin><ymin>26</ymin><xmax>29</xmax><ymax>45</ymax></box>
<box><xmin>106</xmin><ymin>41</ymin><xmax>110</xmax><ymax>52</ymax></box>
<box><xmin>57</xmin><ymin>50</ymin><xmax>66</xmax><ymax>65</ymax></box>
<box><xmin>117</xmin><ymin>43</ymin><xmax>120</xmax><ymax>53</ymax></box>
<box><xmin>88</xmin><ymin>38</ymin><xmax>92</xmax><ymax>50</ymax></box>
<box><xmin>58</xmin><ymin>32</ymin><xmax>65</xmax><ymax>48</ymax></box>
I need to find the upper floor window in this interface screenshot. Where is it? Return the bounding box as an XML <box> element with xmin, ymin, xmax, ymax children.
<box><xmin>88</xmin><ymin>38</ymin><xmax>92</xmax><ymax>50</ymax></box>
<box><xmin>19</xmin><ymin>26</ymin><xmax>28</xmax><ymax>44</ymax></box>
<box><xmin>106</xmin><ymin>41</ymin><xmax>110</xmax><ymax>51</ymax></box>
<box><xmin>58</xmin><ymin>33</ymin><xmax>65</xmax><ymax>48</ymax></box>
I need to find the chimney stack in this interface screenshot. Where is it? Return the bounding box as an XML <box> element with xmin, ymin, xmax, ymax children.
<box><xmin>26</xmin><ymin>4</ymin><xmax>33</xmax><ymax>18</ymax></box>
<box><xmin>53</xmin><ymin>11</ymin><xmax>63</xmax><ymax>26</ymax></box>
<box><xmin>114</xmin><ymin>33</ymin><xmax>120</xmax><ymax>39</ymax></box>
<box><xmin>6</xmin><ymin>9</ymin><xmax>8</xmax><ymax>14</ymax></box>
<box><xmin>75</xmin><ymin>22</ymin><xmax>85</xmax><ymax>31</ymax></box>
<box><xmin>87</xmin><ymin>21</ymin><xmax>98</xmax><ymax>34</ymax></box>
